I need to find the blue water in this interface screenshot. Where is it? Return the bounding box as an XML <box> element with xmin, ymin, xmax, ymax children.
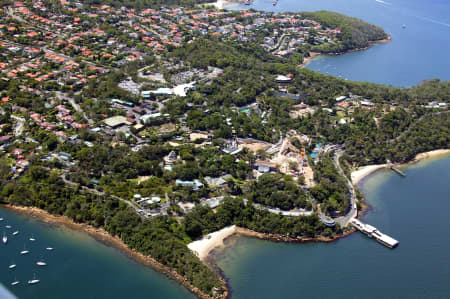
<box><xmin>231</xmin><ymin>0</ymin><xmax>450</xmax><ymax>86</ymax></box>
<box><xmin>0</xmin><ymin>210</ymin><xmax>195</xmax><ymax>299</ymax></box>
<box><xmin>216</xmin><ymin>156</ymin><xmax>450</xmax><ymax>298</ymax></box>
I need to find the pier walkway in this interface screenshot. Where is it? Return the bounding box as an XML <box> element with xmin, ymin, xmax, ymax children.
<box><xmin>350</xmin><ymin>219</ymin><xmax>399</xmax><ymax>248</ymax></box>
<box><xmin>387</xmin><ymin>160</ymin><xmax>406</xmax><ymax>176</ymax></box>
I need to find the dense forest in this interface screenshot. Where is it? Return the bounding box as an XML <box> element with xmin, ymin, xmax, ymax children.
<box><xmin>183</xmin><ymin>197</ymin><xmax>340</xmax><ymax>240</ymax></box>
<box><xmin>0</xmin><ymin>165</ymin><xmax>222</xmax><ymax>295</ymax></box>
<box><xmin>310</xmin><ymin>154</ymin><xmax>350</xmax><ymax>215</ymax></box>
<box><xmin>248</xmin><ymin>173</ymin><xmax>311</xmax><ymax>210</ymax></box>
<box><xmin>302</xmin><ymin>11</ymin><xmax>388</xmax><ymax>53</ymax></box>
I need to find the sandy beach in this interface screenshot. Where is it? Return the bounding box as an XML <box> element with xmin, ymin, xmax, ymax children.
<box><xmin>351</xmin><ymin>164</ymin><xmax>388</xmax><ymax>185</ymax></box>
<box><xmin>299</xmin><ymin>52</ymin><xmax>321</xmax><ymax>67</ymax></box>
<box><xmin>212</xmin><ymin>0</ymin><xmax>241</xmax><ymax>9</ymax></box>
<box><xmin>351</xmin><ymin>149</ymin><xmax>450</xmax><ymax>185</ymax></box>
<box><xmin>188</xmin><ymin>225</ymin><xmax>237</xmax><ymax>260</ymax></box>
<box><xmin>411</xmin><ymin>149</ymin><xmax>450</xmax><ymax>163</ymax></box>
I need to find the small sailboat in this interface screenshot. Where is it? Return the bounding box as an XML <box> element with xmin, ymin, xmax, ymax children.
<box><xmin>5</xmin><ymin>225</ymin><xmax>11</xmax><ymax>229</ymax></box>
<box><xmin>29</xmin><ymin>236</ymin><xmax>36</xmax><ymax>242</ymax></box>
<box><xmin>46</xmin><ymin>247</ymin><xmax>54</xmax><ymax>251</ymax></box>
<box><xmin>9</xmin><ymin>261</ymin><xmax>16</xmax><ymax>269</ymax></box>
<box><xmin>20</xmin><ymin>244</ymin><xmax>29</xmax><ymax>255</ymax></box>
<box><xmin>11</xmin><ymin>278</ymin><xmax>20</xmax><ymax>286</ymax></box>
<box><xmin>12</xmin><ymin>231</ymin><xmax>19</xmax><ymax>235</ymax></box>
<box><xmin>0</xmin><ymin>218</ymin><xmax>3</xmax><ymax>221</ymax></box>
<box><xmin>402</xmin><ymin>24</ymin><xmax>406</xmax><ymax>29</ymax></box>
<box><xmin>36</xmin><ymin>256</ymin><xmax>47</xmax><ymax>266</ymax></box>
<box><xmin>28</xmin><ymin>273</ymin><xmax>40</xmax><ymax>285</ymax></box>
<box><xmin>2</xmin><ymin>232</ymin><xmax>7</xmax><ymax>244</ymax></box>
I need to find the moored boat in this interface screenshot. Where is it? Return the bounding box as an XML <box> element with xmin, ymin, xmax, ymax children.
<box><xmin>11</xmin><ymin>276</ymin><xmax>19</xmax><ymax>286</ymax></box>
<box><xmin>2</xmin><ymin>232</ymin><xmax>7</xmax><ymax>244</ymax></box>
<box><xmin>20</xmin><ymin>244</ymin><xmax>29</xmax><ymax>255</ymax></box>
<box><xmin>28</xmin><ymin>273</ymin><xmax>40</xmax><ymax>285</ymax></box>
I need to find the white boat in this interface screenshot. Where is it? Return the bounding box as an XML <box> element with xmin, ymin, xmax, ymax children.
<box><xmin>9</xmin><ymin>264</ymin><xmax>16</xmax><ymax>269</ymax></box>
<box><xmin>11</xmin><ymin>276</ymin><xmax>19</xmax><ymax>286</ymax></box>
<box><xmin>36</xmin><ymin>254</ymin><xmax>47</xmax><ymax>266</ymax></box>
<box><xmin>29</xmin><ymin>236</ymin><xmax>36</xmax><ymax>241</ymax></box>
<box><xmin>12</xmin><ymin>231</ymin><xmax>19</xmax><ymax>235</ymax></box>
<box><xmin>20</xmin><ymin>244</ymin><xmax>29</xmax><ymax>255</ymax></box>
<box><xmin>46</xmin><ymin>247</ymin><xmax>54</xmax><ymax>251</ymax></box>
<box><xmin>5</xmin><ymin>225</ymin><xmax>11</xmax><ymax>229</ymax></box>
<box><xmin>0</xmin><ymin>218</ymin><xmax>3</xmax><ymax>221</ymax></box>
<box><xmin>36</xmin><ymin>260</ymin><xmax>47</xmax><ymax>266</ymax></box>
<box><xmin>2</xmin><ymin>232</ymin><xmax>7</xmax><ymax>244</ymax></box>
<box><xmin>28</xmin><ymin>273</ymin><xmax>40</xmax><ymax>285</ymax></box>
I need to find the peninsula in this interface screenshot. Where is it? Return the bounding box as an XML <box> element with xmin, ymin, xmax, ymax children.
<box><xmin>0</xmin><ymin>0</ymin><xmax>448</xmax><ymax>298</ymax></box>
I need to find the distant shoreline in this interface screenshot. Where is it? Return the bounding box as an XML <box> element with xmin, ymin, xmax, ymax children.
<box><xmin>1</xmin><ymin>205</ymin><xmax>228</xmax><ymax>299</ymax></box>
<box><xmin>300</xmin><ymin>35</ymin><xmax>392</xmax><ymax>68</ymax></box>
<box><xmin>351</xmin><ymin>149</ymin><xmax>450</xmax><ymax>186</ymax></box>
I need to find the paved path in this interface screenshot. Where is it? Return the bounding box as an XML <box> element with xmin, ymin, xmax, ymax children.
<box><xmin>332</xmin><ymin>150</ymin><xmax>357</xmax><ymax>227</ymax></box>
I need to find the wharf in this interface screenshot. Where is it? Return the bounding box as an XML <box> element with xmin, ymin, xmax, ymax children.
<box><xmin>387</xmin><ymin>160</ymin><xmax>406</xmax><ymax>176</ymax></box>
<box><xmin>350</xmin><ymin>218</ymin><xmax>399</xmax><ymax>248</ymax></box>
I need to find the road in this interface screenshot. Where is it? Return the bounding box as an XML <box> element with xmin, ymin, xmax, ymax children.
<box><xmin>243</xmin><ymin>199</ymin><xmax>313</xmax><ymax>217</ymax></box>
<box><xmin>332</xmin><ymin>150</ymin><xmax>357</xmax><ymax>227</ymax></box>
<box><xmin>60</xmin><ymin>172</ymin><xmax>146</xmax><ymax>218</ymax></box>
<box><xmin>56</xmin><ymin>91</ymin><xmax>94</xmax><ymax>125</ymax></box>
<box><xmin>269</xmin><ymin>34</ymin><xmax>290</xmax><ymax>53</ymax></box>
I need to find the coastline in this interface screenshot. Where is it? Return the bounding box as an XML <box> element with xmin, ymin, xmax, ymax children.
<box><xmin>1</xmin><ymin>204</ymin><xmax>228</xmax><ymax>299</ymax></box>
<box><xmin>212</xmin><ymin>0</ymin><xmax>247</xmax><ymax>9</ymax></box>
<box><xmin>351</xmin><ymin>149</ymin><xmax>450</xmax><ymax>186</ymax></box>
<box><xmin>189</xmin><ymin>225</ymin><xmax>356</xmax><ymax>262</ymax></box>
<box><xmin>189</xmin><ymin>225</ymin><xmax>237</xmax><ymax>261</ymax></box>
<box><xmin>2</xmin><ymin>148</ymin><xmax>447</xmax><ymax>298</ymax></box>
<box><xmin>300</xmin><ymin>35</ymin><xmax>392</xmax><ymax>68</ymax></box>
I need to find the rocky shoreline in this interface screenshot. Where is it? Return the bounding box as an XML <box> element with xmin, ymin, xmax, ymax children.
<box><xmin>301</xmin><ymin>35</ymin><xmax>392</xmax><ymax>68</ymax></box>
<box><xmin>1</xmin><ymin>204</ymin><xmax>228</xmax><ymax>299</ymax></box>
<box><xmin>235</xmin><ymin>227</ymin><xmax>356</xmax><ymax>243</ymax></box>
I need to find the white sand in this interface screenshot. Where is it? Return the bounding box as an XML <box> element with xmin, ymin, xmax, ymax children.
<box><xmin>213</xmin><ymin>0</ymin><xmax>227</xmax><ymax>9</ymax></box>
<box><xmin>413</xmin><ymin>149</ymin><xmax>450</xmax><ymax>162</ymax></box>
<box><xmin>188</xmin><ymin>225</ymin><xmax>237</xmax><ymax>260</ymax></box>
<box><xmin>351</xmin><ymin>164</ymin><xmax>387</xmax><ymax>185</ymax></box>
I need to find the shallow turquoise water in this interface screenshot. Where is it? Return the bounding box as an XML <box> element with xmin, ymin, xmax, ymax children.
<box><xmin>216</xmin><ymin>156</ymin><xmax>450</xmax><ymax>298</ymax></box>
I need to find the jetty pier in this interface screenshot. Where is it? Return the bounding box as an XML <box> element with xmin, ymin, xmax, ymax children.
<box><xmin>350</xmin><ymin>219</ymin><xmax>399</xmax><ymax>248</ymax></box>
<box><xmin>387</xmin><ymin>160</ymin><xmax>406</xmax><ymax>177</ymax></box>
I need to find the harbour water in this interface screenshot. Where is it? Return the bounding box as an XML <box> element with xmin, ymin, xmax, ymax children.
<box><xmin>216</xmin><ymin>156</ymin><xmax>450</xmax><ymax>298</ymax></box>
<box><xmin>0</xmin><ymin>209</ymin><xmax>195</xmax><ymax>299</ymax></box>
<box><xmin>230</xmin><ymin>0</ymin><xmax>450</xmax><ymax>87</ymax></box>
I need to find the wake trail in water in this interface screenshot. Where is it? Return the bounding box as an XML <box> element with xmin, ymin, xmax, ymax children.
<box><xmin>410</xmin><ymin>14</ymin><xmax>450</xmax><ymax>28</ymax></box>
<box><xmin>373</xmin><ymin>0</ymin><xmax>450</xmax><ymax>28</ymax></box>
<box><xmin>375</xmin><ymin>0</ymin><xmax>392</xmax><ymax>6</ymax></box>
